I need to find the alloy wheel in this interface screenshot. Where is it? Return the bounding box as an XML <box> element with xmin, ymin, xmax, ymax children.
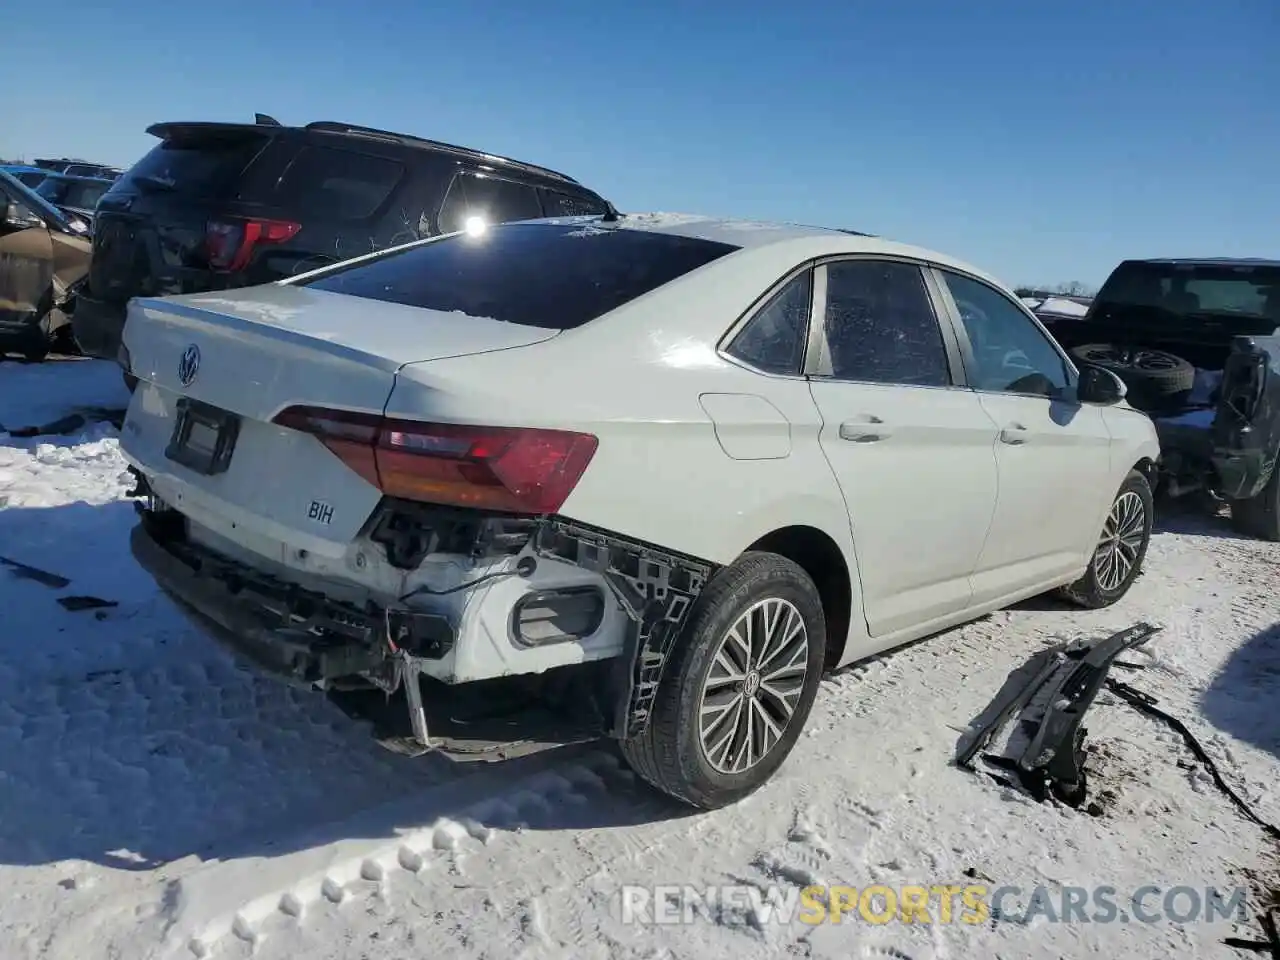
<box><xmin>1094</xmin><ymin>490</ymin><xmax>1146</xmax><ymax>591</ymax></box>
<box><xmin>698</xmin><ymin>597</ymin><xmax>809</xmax><ymax>774</ymax></box>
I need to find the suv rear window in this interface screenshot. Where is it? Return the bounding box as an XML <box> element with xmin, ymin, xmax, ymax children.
<box><xmin>120</xmin><ymin>131</ymin><xmax>268</xmax><ymax>198</ymax></box>
<box><xmin>302</xmin><ymin>222</ymin><xmax>739</xmax><ymax>329</ymax></box>
<box><xmin>1098</xmin><ymin>261</ymin><xmax>1280</xmax><ymax>321</ymax></box>
<box><xmin>275</xmin><ymin>146</ymin><xmax>404</xmax><ymax>221</ymax></box>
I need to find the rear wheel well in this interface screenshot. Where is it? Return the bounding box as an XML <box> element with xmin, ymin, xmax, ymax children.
<box><xmin>747</xmin><ymin>526</ymin><xmax>851</xmax><ymax>672</ymax></box>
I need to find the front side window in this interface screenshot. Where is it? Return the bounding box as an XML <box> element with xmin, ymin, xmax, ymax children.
<box><xmin>303</xmin><ymin>221</ymin><xmax>739</xmax><ymax>329</ymax></box>
<box><xmin>726</xmin><ymin>271</ymin><xmax>812</xmax><ymax>375</ymax></box>
<box><xmin>822</xmin><ymin>260</ymin><xmax>951</xmax><ymax>387</ymax></box>
<box><xmin>941</xmin><ymin>271</ymin><xmax>1070</xmax><ymax>396</ymax></box>
<box><xmin>438</xmin><ymin>172</ymin><xmax>543</xmax><ymax>234</ymax></box>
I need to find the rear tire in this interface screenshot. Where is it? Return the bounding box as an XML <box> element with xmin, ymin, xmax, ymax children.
<box><xmin>1230</xmin><ymin>453</ymin><xmax>1280</xmax><ymax>542</ymax></box>
<box><xmin>1059</xmin><ymin>469</ymin><xmax>1154</xmax><ymax>609</ymax></box>
<box><xmin>618</xmin><ymin>551</ymin><xmax>825</xmax><ymax>810</ymax></box>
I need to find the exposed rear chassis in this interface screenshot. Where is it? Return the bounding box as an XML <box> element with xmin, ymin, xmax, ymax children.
<box><xmin>131</xmin><ymin>501</ymin><xmax>715</xmax><ymax>750</ymax></box>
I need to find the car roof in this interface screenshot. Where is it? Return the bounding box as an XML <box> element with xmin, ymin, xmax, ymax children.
<box><xmin>601</xmin><ymin>212</ymin><xmax>1011</xmax><ymax>289</ymax></box>
<box><xmin>38</xmin><ymin>172</ymin><xmax>115</xmax><ymax>184</ymax></box>
<box><xmin>145</xmin><ymin>119</ymin><xmax>596</xmax><ymax>192</ymax></box>
<box><xmin>1130</xmin><ymin>257</ymin><xmax>1280</xmax><ymax>268</ymax></box>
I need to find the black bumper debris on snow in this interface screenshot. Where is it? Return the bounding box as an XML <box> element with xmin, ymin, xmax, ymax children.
<box><xmin>957</xmin><ymin>622</ymin><xmax>1161</xmax><ymax>805</ymax></box>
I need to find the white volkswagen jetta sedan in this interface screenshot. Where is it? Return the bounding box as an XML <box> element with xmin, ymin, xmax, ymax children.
<box><xmin>118</xmin><ymin>213</ymin><xmax>1159</xmax><ymax>809</ymax></box>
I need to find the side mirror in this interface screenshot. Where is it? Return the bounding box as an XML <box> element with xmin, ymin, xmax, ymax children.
<box><xmin>1077</xmin><ymin>364</ymin><xmax>1127</xmax><ymax>405</ymax></box>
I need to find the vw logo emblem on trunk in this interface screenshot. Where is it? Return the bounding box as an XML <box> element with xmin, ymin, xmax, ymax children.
<box><xmin>178</xmin><ymin>344</ymin><xmax>201</xmax><ymax>386</ymax></box>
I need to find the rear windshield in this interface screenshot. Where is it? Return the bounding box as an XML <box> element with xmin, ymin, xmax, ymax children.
<box><xmin>301</xmin><ymin>222</ymin><xmax>740</xmax><ymax>329</ymax></box>
<box><xmin>1098</xmin><ymin>261</ymin><xmax>1280</xmax><ymax>321</ymax></box>
<box><xmin>119</xmin><ymin>131</ymin><xmax>268</xmax><ymax>198</ymax></box>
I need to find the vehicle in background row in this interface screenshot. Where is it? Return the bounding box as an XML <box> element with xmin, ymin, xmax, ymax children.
<box><xmin>0</xmin><ymin>171</ymin><xmax>91</xmax><ymax>358</ymax></box>
<box><xmin>119</xmin><ymin>214</ymin><xmax>1158</xmax><ymax>809</ymax></box>
<box><xmin>1039</xmin><ymin>258</ymin><xmax>1280</xmax><ymax>541</ymax></box>
<box><xmin>1020</xmin><ymin>294</ymin><xmax>1091</xmax><ymax>326</ymax></box>
<box><xmin>35</xmin><ymin>173</ymin><xmax>115</xmax><ymax>227</ymax></box>
<box><xmin>72</xmin><ymin>115</ymin><xmax>617</xmax><ymax>371</ymax></box>
<box><xmin>0</xmin><ymin>165</ymin><xmax>49</xmax><ymax>189</ymax></box>
<box><xmin>33</xmin><ymin>158</ymin><xmax>123</xmax><ymax>180</ymax></box>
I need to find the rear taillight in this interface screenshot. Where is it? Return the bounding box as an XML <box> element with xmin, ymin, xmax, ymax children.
<box><xmin>205</xmin><ymin>217</ymin><xmax>302</xmax><ymax>273</ymax></box>
<box><xmin>273</xmin><ymin>406</ymin><xmax>598</xmax><ymax>515</ymax></box>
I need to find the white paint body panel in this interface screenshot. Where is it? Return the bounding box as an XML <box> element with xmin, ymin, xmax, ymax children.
<box><xmin>118</xmin><ymin>215</ymin><xmax>1161</xmax><ymax>684</ymax></box>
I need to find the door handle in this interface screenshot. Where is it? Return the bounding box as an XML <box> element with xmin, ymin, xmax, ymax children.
<box><xmin>839</xmin><ymin>416</ymin><xmax>892</xmax><ymax>442</ymax></box>
<box><xmin>999</xmin><ymin>423</ymin><xmax>1029</xmax><ymax>445</ymax></box>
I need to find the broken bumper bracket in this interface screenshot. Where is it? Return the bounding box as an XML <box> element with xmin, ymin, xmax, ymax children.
<box><xmin>534</xmin><ymin>519</ymin><xmax>715</xmax><ymax>739</ymax></box>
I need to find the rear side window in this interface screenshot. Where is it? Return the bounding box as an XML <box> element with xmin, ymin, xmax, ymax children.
<box><xmin>275</xmin><ymin>146</ymin><xmax>404</xmax><ymax>221</ymax></box>
<box><xmin>823</xmin><ymin>260</ymin><xmax>952</xmax><ymax>387</ymax></box>
<box><xmin>122</xmin><ymin>132</ymin><xmax>268</xmax><ymax>198</ymax></box>
<box><xmin>303</xmin><ymin>222</ymin><xmax>739</xmax><ymax>329</ymax></box>
<box><xmin>541</xmin><ymin>189</ymin><xmax>609</xmax><ymax>218</ymax></box>
<box><xmin>438</xmin><ymin>173</ymin><xmax>543</xmax><ymax>233</ymax></box>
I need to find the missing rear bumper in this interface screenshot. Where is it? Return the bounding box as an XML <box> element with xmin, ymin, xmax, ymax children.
<box><xmin>130</xmin><ymin>516</ymin><xmax>453</xmax><ymax>687</ymax></box>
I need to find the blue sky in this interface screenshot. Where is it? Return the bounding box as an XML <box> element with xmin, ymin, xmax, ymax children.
<box><xmin>3</xmin><ymin>0</ymin><xmax>1277</xmax><ymax>287</ymax></box>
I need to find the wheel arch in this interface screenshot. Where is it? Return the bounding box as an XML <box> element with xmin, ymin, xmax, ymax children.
<box><xmin>1132</xmin><ymin>455</ymin><xmax>1159</xmax><ymax>491</ymax></box>
<box><xmin>746</xmin><ymin>524</ymin><xmax>854</xmax><ymax>672</ymax></box>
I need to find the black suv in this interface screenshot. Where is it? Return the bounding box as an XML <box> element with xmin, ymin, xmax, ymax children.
<box><xmin>1040</xmin><ymin>258</ymin><xmax>1280</xmax><ymax>540</ymax></box>
<box><xmin>72</xmin><ymin>117</ymin><xmax>616</xmax><ymax>363</ymax></box>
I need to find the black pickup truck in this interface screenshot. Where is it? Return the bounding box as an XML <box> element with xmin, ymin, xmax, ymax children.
<box><xmin>1039</xmin><ymin>258</ymin><xmax>1280</xmax><ymax>541</ymax></box>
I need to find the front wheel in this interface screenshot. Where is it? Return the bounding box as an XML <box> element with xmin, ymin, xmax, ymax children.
<box><xmin>618</xmin><ymin>551</ymin><xmax>826</xmax><ymax>809</ymax></box>
<box><xmin>1059</xmin><ymin>469</ymin><xmax>1154</xmax><ymax>608</ymax></box>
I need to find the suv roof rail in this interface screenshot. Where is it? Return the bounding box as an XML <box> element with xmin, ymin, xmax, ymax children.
<box><xmin>303</xmin><ymin>120</ymin><xmax>581</xmax><ymax>185</ymax></box>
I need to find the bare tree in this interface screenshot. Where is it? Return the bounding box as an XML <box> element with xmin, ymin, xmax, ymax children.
<box><xmin>1053</xmin><ymin>281</ymin><xmax>1094</xmax><ymax>297</ymax></box>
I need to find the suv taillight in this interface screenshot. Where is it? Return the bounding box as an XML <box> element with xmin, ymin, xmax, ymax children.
<box><xmin>272</xmin><ymin>406</ymin><xmax>599</xmax><ymax>515</ymax></box>
<box><xmin>205</xmin><ymin>217</ymin><xmax>301</xmax><ymax>273</ymax></box>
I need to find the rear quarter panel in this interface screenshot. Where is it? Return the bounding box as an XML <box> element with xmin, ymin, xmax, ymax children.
<box><xmin>385</xmin><ymin>271</ymin><xmax>870</xmax><ymax>663</ymax></box>
<box><xmin>390</xmin><ymin>336</ymin><xmax>857</xmax><ymax>566</ymax></box>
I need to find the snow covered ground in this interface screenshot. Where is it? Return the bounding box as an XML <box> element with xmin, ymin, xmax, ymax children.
<box><xmin>0</xmin><ymin>358</ymin><xmax>1276</xmax><ymax>960</ymax></box>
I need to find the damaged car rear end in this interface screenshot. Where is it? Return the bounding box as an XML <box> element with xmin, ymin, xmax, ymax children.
<box><xmin>119</xmin><ymin>221</ymin><xmax>734</xmax><ymax>776</ymax></box>
<box><xmin>1041</xmin><ymin>258</ymin><xmax>1280</xmax><ymax>540</ymax></box>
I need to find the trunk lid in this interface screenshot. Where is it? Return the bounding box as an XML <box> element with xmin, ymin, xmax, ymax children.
<box><xmin>119</xmin><ymin>285</ymin><xmax>559</xmax><ymax>555</ymax></box>
<box><xmin>123</xmin><ymin>283</ymin><xmax>559</xmax><ymax>420</ymax></box>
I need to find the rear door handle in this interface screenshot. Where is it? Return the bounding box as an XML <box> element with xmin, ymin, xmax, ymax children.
<box><xmin>999</xmin><ymin>423</ymin><xmax>1029</xmax><ymax>445</ymax></box>
<box><xmin>839</xmin><ymin>416</ymin><xmax>892</xmax><ymax>442</ymax></box>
